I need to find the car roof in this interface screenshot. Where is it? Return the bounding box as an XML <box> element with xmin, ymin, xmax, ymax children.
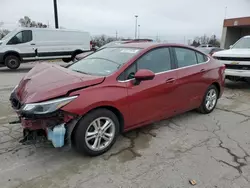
<box><xmin>108</xmin><ymin>42</ymin><xmax>189</xmax><ymax>49</ymax></box>
<box><xmin>197</xmin><ymin>47</ymin><xmax>219</xmax><ymax>50</ymax></box>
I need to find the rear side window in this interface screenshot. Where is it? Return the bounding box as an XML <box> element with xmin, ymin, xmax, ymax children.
<box><xmin>7</xmin><ymin>30</ymin><xmax>32</xmax><ymax>45</ymax></box>
<box><xmin>174</xmin><ymin>47</ymin><xmax>197</xmax><ymax>68</ymax></box>
<box><xmin>196</xmin><ymin>52</ymin><xmax>208</xmax><ymax>63</ymax></box>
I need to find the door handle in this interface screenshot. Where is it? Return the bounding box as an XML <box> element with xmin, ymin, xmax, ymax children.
<box><xmin>165</xmin><ymin>78</ymin><xmax>175</xmax><ymax>83</ymax></box>
<box><xmin>200</xmin><ymin>69</ymin><xmax>206</xmax><ymax>72</ymax></box>
<box><xmin>30</xmin><ymin>43</ymin><xmax>36</xmax><ymax>45</ymax></box>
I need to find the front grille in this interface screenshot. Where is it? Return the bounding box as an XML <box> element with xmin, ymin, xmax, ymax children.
<box><xmin>216</xmin><ymin>57</ymin><xmax>250</xmax><ymax>61</ymax></box>
<box><xmin>225</xmin><ymin>64</ymin><xmax>250</xmax><ymax>70</ymax></box>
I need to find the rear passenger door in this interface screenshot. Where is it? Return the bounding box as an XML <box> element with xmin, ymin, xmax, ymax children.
<box><xmin>172</xmin><ymin>47</ymin><xmax>209</xmax><ymax>111</ymax></box>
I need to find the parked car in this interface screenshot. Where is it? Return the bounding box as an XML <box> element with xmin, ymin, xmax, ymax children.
<box><xmin>198</xmin><ymin>44</ymin><xmax>214</xmax><ymax>48</ymax></box>
<box><xmin>213</xmin><ymin>35</ymin><xmax>250</xmax><ymax>82</ymax></box>
<box><xmin>0</xmin><ymin>27</ymin><xmax>91</xmax><ymax>69</ymax></box>
<box><xmin>74</xmin><ymin>39</ymin><xmax>153</xmax><ymax>61</ymax></box>
<box><xmin>197</xmin><ymin>47</ymin><xmax>223</xmax><ymax>56</ymax></box>
<box><xmin>10</xmin><ymin>43</ymin><xmax>225</xmax><ymax>156</ymax></box>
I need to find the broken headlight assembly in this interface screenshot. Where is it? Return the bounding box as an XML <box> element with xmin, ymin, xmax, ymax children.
<box><xmin>22</xmin><ymin>96</ymin><xmax>78</xmax><ymax>115</ymax></box>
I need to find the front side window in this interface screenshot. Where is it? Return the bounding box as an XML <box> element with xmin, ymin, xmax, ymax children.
<box><xmin>137</xmin><ymin>47</ymin><xmax>171</xmax><ymax>73</ymax></box>
<box><xmin>69</xmin><ymin>47</ymin><xmax>141</xmax><ymax>76</ymax></box>
<box><xmin>174</xmin><ymin>47</ymin><xmax>197</xmax><ymax>68</ymax></box>
<box><xmin>118</xmin><ymin>47</ymin><xmax>172</xmax><ymax>81</ymax></box>
<box><xmin>7</xmin><ymin>30</ymin><xmax>32</xmax><ymax>45</ymax></box>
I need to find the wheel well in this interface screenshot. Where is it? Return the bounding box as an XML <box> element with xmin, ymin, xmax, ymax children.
<box><xmin>72</xmin><ymin>50</ymin><xmax>83</xmax><ymax>58</ymax></box>
<box><xmin>212</xmin><ymin>82</ymin><xmax>220</xmax><ymax>96</ymax></box>
<box><xmin>84</xmin><ymin>106</ymin><xmax>125</xmax><ymax>133</ymax></box>
<box><xmin>3</xmin><ymin>52</ymin><xmax>21</xmax><ymax>62</ymax></box>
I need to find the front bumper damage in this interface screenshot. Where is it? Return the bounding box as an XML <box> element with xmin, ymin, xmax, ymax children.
<box><xmin>10</xmin><ymin>92</ymin><xmax>80</xmax><ymax>148</ymax></box>
<box><xmin>19</xmin><ymin>115</ymin><xmax>80</xmax><ymax>148</ymax></box>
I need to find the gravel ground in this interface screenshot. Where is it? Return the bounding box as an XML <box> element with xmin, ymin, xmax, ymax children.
<box><xmin>0</xmin><ymin>62</ymin><xmax>250</xmax><ymax>188</ymax></box>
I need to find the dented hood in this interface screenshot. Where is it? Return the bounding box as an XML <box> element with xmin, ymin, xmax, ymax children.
<box><xmin>16</xmin><ymin>63</ymin><xmax>105</xmax><ymax>103</ymax></box>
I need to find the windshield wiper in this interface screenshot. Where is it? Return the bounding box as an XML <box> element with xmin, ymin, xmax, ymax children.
<box><xmin>73</xmin><ymin>70</ymin><xmax>92</xmax><ymax>75</ymax></box>
<box><xmin>87</xmin><ymin>57</ymin><xmax>121</xmax><ymax>66</ymax></box>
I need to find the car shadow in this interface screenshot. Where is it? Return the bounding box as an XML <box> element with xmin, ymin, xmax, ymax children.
<box><xmin>225</xmin><ymin>81</ymin><xmax>250</xmax><ymax>90</ymax></box>
<box><xmin>0</xmin><ymin>68</ymin><xmax>32</xmax><ymax>73</ymax></box>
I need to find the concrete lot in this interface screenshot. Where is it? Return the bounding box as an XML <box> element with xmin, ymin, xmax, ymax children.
<box><xmin>0</xmin><ymin>62</ymin><xmax>250</xmax><ymax>188</ymax></box>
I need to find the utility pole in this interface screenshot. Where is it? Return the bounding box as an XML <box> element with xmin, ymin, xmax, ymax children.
<box><xmin>135</xmin><ymin>15</ymin><xmax>138</xmax><ymax>39</ymax></box>
<box><xmin>138</xmin><ymin>25</ymin><xmax>140</xmax><ymax>39</ymax></box>
<box><xmin>53</xmin><ymin>0</ymin><xmax>59</xmax><ymax>28</ymax></box>
<box><xmin>116</xmin><ymin>30</ymin><xmax>118</xmax><ymax>40</ymax></box>
<box><xmin>224</xmin><ymin>6</ymin><xmax>227</xmax><ymax>19</ymax></box>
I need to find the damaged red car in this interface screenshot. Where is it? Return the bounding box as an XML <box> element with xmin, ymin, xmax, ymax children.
<box><xmin>10</xmin><ymin>43</ymin><xmax>225</xmax><ymax>156</ymax></box>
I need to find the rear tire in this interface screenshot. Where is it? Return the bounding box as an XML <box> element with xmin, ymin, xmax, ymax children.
<box><xmin>62</xmin><ymin>58</ymin><xmax>71</xmax><ymax>63</ymax></box>
<box><xmin>73</xmin><ymin>109</ymin><xmax>119</xmax><ymax>156</ymax></box>
<box><xmin>71</xmin><ymin>50</ymin><xmax>83</xmax><ymax>62</ymax></box>
<box><xmin>197</xmin><ymin>85</ymin><xmax>218</xmax><ymax>114</ymax></box>
<box><xmin>5</xmin><ymin>55</ymin><xmax>21</xmax><ymax>70</ymax></box>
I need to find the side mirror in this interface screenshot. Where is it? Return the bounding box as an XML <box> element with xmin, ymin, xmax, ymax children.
<box><xmin>133</xmin><ymin>69</ymin><xmax>155</xmax><ymax>85</ymax></box>
<box><xmin>229</xmin><ymin>45</ymin><xmax>233</xmax><ymax>49</ymax></box>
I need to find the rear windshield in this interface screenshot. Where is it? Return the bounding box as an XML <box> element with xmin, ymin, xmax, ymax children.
<box><xmin>68</xmin><ymin>47</ymin><xmax>141</xmax><ymax>76</ymax></box>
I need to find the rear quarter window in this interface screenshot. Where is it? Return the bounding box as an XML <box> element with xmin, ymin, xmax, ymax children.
<box><xmin>196</xmin><ymin>52</ymin><xmax>208</xmax><ymax>63</ymax></box>
<box><xmin>174</xmin><ymin>47</ymin><xmax>197</xmax><ymax>68</ymax></box>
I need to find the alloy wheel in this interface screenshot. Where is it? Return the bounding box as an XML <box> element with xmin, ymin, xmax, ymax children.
<box><xmin>85</xmin><ymin>117</ymin><xmax>115</xmax><ymax>151</ymax></box>
<box><xmin>205</xmin><ymin>88</ymin><xmax>217</xmax><ymax>110</ymax></box>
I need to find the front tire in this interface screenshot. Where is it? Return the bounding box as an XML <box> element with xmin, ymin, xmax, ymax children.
<box><xmin>197</xmin><ymin>85</ymin><xmax>218</xmax><ymax>114</ymax></box>
<box><xmin>5</xmin><ymin>55</ymin><xmax>21</xmax><ymax>70</ymax></box>
<box><xmin>73</xmin><ymin>109</ymin><xmax>119</xmax><ymax>156</ymax></box>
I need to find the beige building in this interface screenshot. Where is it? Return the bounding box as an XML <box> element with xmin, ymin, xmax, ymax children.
<box><xmin>221</xmin><ymin>16</ymin><xmax>250</xmax><ymax>49</ymax></box>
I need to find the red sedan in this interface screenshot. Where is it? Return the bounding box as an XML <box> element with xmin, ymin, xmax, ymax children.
<box><xmin>10</xmin><ymin>43</ymin><xmax>225</xmax><ymax>156</ymax></box>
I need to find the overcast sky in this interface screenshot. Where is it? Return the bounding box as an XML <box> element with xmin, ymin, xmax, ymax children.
<box><xmin>1</xmin><ymin>0</ymin><xmax>250</xmax><ymax>42</ymax></box>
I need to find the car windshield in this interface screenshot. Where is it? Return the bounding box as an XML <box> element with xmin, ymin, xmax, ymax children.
<box><xmin>197</xmin><ymin>48</ymin><xmax>211</xmax><ymax>54</ymax></box>
<box><xmin>233</xmin><ymin>37</ymin><xmax>250</xmax><ymax>49</ymax></box>
<box><xmin>1</xmin><ymin>29</ymin><xmax>17</xmax><ymax>40</ymax></box>
<box><xmin>68</xmin><ymin>47</ymin><xmax>141</xmax><ymax>76</ymax></box>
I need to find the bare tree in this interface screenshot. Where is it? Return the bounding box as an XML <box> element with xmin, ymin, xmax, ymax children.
<box><xmin>92</xmin><ymin>35</ymin><xmax>118</xmax><ymax>47</ymax></box>
<box><xmin>190</xmin><ymin>34</ymin><xmax>220</xmax><ymax>47</ymax></box>
<box><xmin>0</xmin><ymin>29</ymin><xmax>10</xmax><ymax>39</ymax></box>
<box><xmin>19</xmin><ymin>16</ymin><xmax>47</xmax><ymax>28</ymax></box>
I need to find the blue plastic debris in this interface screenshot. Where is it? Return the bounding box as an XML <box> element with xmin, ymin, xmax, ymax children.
<box><xmin>47</xmin><ymin>124</ymin><xmax>66</xmax><ymax>148</ymax></box>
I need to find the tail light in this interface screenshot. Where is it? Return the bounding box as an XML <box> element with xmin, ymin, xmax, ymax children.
<box><xmin>221</xmin><ymin>65</ymin><xmax>226</xmax><ymax>80</ymax></box>
<box><xmin>90</xmin><ymin>41</ymin><xmax>93</xmax><ymax>49</ymax></box>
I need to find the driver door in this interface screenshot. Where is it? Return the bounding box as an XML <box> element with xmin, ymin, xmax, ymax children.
<box><xmin>7</xmin><ymin>30</ymin><xmax>36</xmax><ymax>60</ymax></box>
<box><xmin>122</xmin><ymin>47</ymin><xmax>178</xmax><ymax>128</ymax></box>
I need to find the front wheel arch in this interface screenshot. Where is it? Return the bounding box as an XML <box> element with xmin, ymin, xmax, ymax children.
<box><xmin>71</xmin><ymin>105</ymin><xmax>125</xmax><ymax>141</ymax></box>
<box><xmin>71</xmin><ymin>108</ymin><xmax>120</xmax><ymax>156</ymax></box>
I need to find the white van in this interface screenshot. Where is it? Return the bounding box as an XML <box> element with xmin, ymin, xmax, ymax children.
<box><xmin>0</xmin><ymin>27</ymin><xmax>91</xmax><ymax>69</ymax></box>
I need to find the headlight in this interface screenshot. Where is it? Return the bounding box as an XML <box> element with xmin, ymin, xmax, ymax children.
<box><xmin>22</xmin><ymin>96</ymin><xmax>77</xmax><ymax>115</ymax></box>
